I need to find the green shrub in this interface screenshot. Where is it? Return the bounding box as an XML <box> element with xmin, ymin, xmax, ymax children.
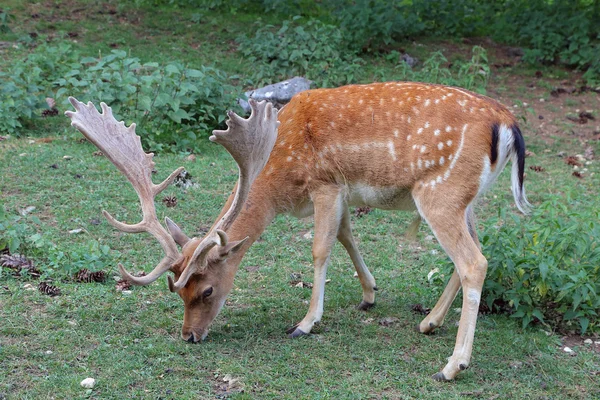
<box><xmin>0</xmin><ymin>205</ymin><xmax>47</xmax><ymax>255</ymax></box>
<box><xmin>436</xmin><ymin>198</ymin><xmax>600</xmax><ymax>334</ymax></box>
<box><xmin>0</xmin><ymin>43</ymin><xmax>77</xmax><ymax>134</ymax></box>
<box><xmin>236</xmin><ymin>17</ymin><xmax>364</xmax><ymax>87</ymax></box>
<box><xmin>385</xmin><ymin>46</ymin><xmax>490</xmax><ymax>94</ymax></box>
<box><xmin>54</xmin><ymin>50</ymin><xmax>239</xmax><ymax>153</ymax></box>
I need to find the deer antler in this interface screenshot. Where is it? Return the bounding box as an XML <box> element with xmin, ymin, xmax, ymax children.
<box><xmin>168</xmin><ymin>99</ymin><xmax>279</xmax><ymax>292</ymax></box>
<box><xmin>65</xmin><ymin>97</ymin><xmax>184</xmax><ymax>285</ymax></box>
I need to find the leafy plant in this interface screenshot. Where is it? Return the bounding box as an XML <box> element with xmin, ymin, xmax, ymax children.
<box><xmin>437</xmin><ymin>197</ymin><xmax>600</xmax><ymax>334</ymax></box>
<box><xmin>0</xmin><ymin>205</ymin><xmax>46</xmax><ymax>255</ymax></box>
<box><xmin>236</xmin><ymin>17</ymin><xmax>364</xmax><ymax>87</ymax></box>
<box><xmin>42</xmin><ymin>241</ymin><xmax>115</xmax><ymax>280</ymax></box>
<box><xmin>388</xmin><ymin>46</ymin><xmax>490</xmax><ymax>94</ymax></box>
<box><xmin>0</xmin><ymin>43</ymin><xmax>77</xmax><ymax>134</ymax></box>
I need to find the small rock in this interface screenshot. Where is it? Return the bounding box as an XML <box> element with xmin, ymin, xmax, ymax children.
<box><xmin>28</xmin><ymin>139</ymin><xmax>36</xmax><ymax>144</ymax></box>
<box><xmin>63</xmin><ymin>155</ymin><xmax>73</xmax><ymax>160</ymax></box>
<box><xmin>539</xmin><ymin>98</ymin><xmax>545</xmax><ymax>102</ymax></box>
<box><xmin>20</xmin><ymin>206</ymin><xmax>36</xmax><ymax>216</ymax></box>
<box><xmin>67</xmin><ymin>320</ymin><xmax>77</xmax><ymax>326</ymax></box>
<box><xmin>454</xmin><ymin>307</ymin><xmax>462</xmax><ymax>313</ymax></box>
<box><xmin>80</xmin><ymin>378</ymin><xmax>96</xmax><ymax>389</ymax></box>
<box><xmin>557</xmin><ymin>151</ymin><xmax>567</xmax><ymax>157</ymax></box>
<box><xmin>19</xmin><ymin>153</ymin><xmax>27</xmax><ymax>157</ymax></box>
<box><xmin>69</xmin><ymin>228</ymin><xmax>83</xmax><ymax>234</ymax></box>
<box><xmin>302</xmin><ymin>231</ymin><xmax>313</xmax><ymax>240</ymax></box>
<box><xmin>400</xmin><ymin>53</ymin><xmax>419</xmax><ymax>68</ymax></box>
<box><xmin>23</xmin><ymin>283</ymin><xmax>36</xmax><ymax>291</ymax></box>
<box><xmin>121</xmin><ymin>290</ymin><xmax>132</xmax><ymax>295</ymax></box>
<box><xmin>563</xmin><ymin>346</ymin><xmax>574</xmax><ymax>354</ymax></box>
<box><xmin>45</xmin><ymin>350</ymin><xmax>53</xmax><ymax>355</ymax></box>
<box><xmin>509</xmin><ymin>361</ymin><xmax>523</xmax><ymax>369</ymax></box>
<box><xmin>595</xmin><ymin>341</ymin><xmax>600</xmax><ymax>345</ymax></box>
<box><xmin>584</xmin><ymin>339</ymin><xmax>593</xmax><ymax>345</ymax></box>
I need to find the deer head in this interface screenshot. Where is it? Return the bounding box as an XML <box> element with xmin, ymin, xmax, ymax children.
<box><xmin>66</xmin><ymin>97</ymin><xmax>279</xmax><ymax>341</ymax></box>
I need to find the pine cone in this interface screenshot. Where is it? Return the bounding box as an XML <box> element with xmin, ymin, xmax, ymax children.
<box><xmin>38</xmin><ymin>281</ymin><xmax>61</xmax><ymax>296</ymax></box>
<box><xmin>0</xmin><ymin>254</ymin><xmax>41</xmax><ymax>278</ymax></box>
<box><xmin>41</xmin><ymin>108</ymin><xmax>59</xmax><ymax>117</ymax></box>
<box><xmin>162</xmin><ymin>195</ymin><xmax>177</xmax><ymax>208</ymax></box>
<box><xmin>354</xmin><ymin>206</ymin><xmax>372</xmax><ymax>218</ymax></box>
<box><xmin>75</xmin><ymin>269</ymin><xmax>107</xmax><ymax>283</ymax></box>
<box><xmin>529</xmin><ymin>165</ymin><xmax>545</xmax><ymax>172</ymax></box>
<box><xmin>115</xmin><ymin>279</ymin><xmax>131</xmax><ymax>291</ymax></box>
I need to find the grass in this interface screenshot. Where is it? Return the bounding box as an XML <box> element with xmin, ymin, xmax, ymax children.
<box><xmin>1</xmin><ymin>1</ymin><xmax>600</xmax><ymax>398</ymax></box>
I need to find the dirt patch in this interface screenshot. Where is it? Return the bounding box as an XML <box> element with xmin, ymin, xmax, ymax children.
<box><xmin>561</xmin><ymin>334</ymin><xmax>600</xmax><ymax>355</ymax></box>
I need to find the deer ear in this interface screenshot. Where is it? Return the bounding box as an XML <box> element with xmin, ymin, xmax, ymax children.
<box><xmin>165</xmin><ymin>217</ymin><xmax>190</xmax><ymax>247</ymax></box>
<box><xmin>215</xmin><ymin>236</ymin><xmax>249</xmax><ymax>261</ymax></box>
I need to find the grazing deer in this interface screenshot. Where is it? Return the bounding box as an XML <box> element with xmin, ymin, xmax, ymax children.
<box><xmin>66</xmin><ymin>81</ymin><xmax>529</xmax><ymax>381</ymax></box>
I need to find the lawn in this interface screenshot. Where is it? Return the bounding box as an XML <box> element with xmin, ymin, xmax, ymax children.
<box><xmin>1</xmin><ymin>1</ymin><xmax>599</xmax><ymax>398</ymax></box>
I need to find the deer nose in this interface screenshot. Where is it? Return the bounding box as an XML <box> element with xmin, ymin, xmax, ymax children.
<box><xmin>186</xmin><ymin>335</ymin><xmax>196</xmax><ymax>343</ymax></box>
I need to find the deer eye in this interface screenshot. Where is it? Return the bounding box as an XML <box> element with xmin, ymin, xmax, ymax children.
<box><xmin>202</xmin><ymin>287</ymin><xmax>213</xmax><ymax>298</ymax></box>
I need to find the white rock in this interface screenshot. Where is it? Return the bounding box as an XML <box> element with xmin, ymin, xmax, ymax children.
<box><xmin>45</xmin><ymin>350</ymin><xmax>53</xmax><ymax>355</ymax></box>
<box><xmin>20</xmin><ymin>206</ymin><xmax>36</xmax><ymax>216</ymax></box>
<box><xmin>80</xmin><ymin>378</ymin><xmax>96</xmax><ymax>388</ymax></box>
<box><xmin>595</xmin><ymin>341</ymin><xmax>600</xmax><ymax>345</ymax></box>
<box><xmin>63</xmin><ymin>155</ymin><xmax>73</xmax><ymax>160</ymax></box>
<box><xmin>121</xmin><ymin>290</ymin><xmax>132</xmax><ymax>295</ymax></box>
<box><xmin>584</xmin><ymin>339</ymin><xmax>593</xmax><ymax>344</ymax></box>
<box><xmin>28</xmin><ymin>140</ymin><xmax>36</xmax><ymax>144</ymax></box>
<box><xmin>24</xmin><ymin>283</ymin><xmax>36</xmax><ymax>291</ymax></box>
<box><xmin>563</xmin><ymin>346</ymin><xmax>574</xmax><ymax>354</ymax></box>
<box><xmin>69</xmin><ymin>228</ymin><xmax>83</xmax><ymax>234</ymax></box>
<box><xmin>302</xmin><ymin>231</ymin><xmax>313</xmax><ymax>240</ymax></box>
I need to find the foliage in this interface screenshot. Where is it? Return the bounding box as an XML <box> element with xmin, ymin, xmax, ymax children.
<box><xmin>0</xmin><ymin>43</ymin><xmax>77</xmax><ymax>134</ymax></box>
<box><xmin>435</xmin><ymin>197</ymin><xmax>600</xmax><ymax>335</ymax></box>
<box><xmin>0</xmin><ymin>45</ymin><xmax>240</xmax><ymax>152</ymax></box>
<box><xmin>0</xmin><ymin>205</ymin><xmax>46</xmax><ymax>256</ymax></box>
<box><xmin>384</xmin><ymin>46</ymin><xmax>490</xmax><ymax>94</ymax></box>
<box><xmin>0</xmin><ymin>8</ymin><xmax>14</xmax><ymax>33</ymax></box>
<box><xmin>0</xmin><ymin>204</ymin><xmax>116</xmax><ymax>280</ymax></box>
<box><xmin>54</xmin><ymin>50</ymin><xmax>239</xmax><ymax>153</ymax></box>
<box><xmin>236</xmin><ymin>17</ymin><xmax>363</xmax><ymax>87</ymax></box>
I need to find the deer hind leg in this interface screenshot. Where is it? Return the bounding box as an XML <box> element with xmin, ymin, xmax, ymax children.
<box><xmin>417</xmin><ymin>207</ymin><xmax>480</xmax><ymax>334</ymax></box>
<box><xmin>337</xmin><ymin>208</ymin><xmax>378</xmax><ymax>310</ymax></box>
<box><xmin>415</xmin><ymin>198</ymin><xmax>487</xmax><ymax>381</ymax></box>
<box><xmin>287</xmin><ymin>185</ymin><xmax>344</xmax><ymax>338</ymax></box>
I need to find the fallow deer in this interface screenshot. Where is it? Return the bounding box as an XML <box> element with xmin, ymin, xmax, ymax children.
<box><xmin>66</xmin><ymin>81</ymin><xmax>529</xmax><ymax>381</ymax></box>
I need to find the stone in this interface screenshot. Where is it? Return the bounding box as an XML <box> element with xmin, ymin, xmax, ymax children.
<box><xmin>80</xmin><ymin>378</ymin><xmax>95</xmax><ymax>389</ymax></box>
<box><xmin>238</xmin><ymin>77</ymin><xmax>312</xmax><ymax>113</ymax></box>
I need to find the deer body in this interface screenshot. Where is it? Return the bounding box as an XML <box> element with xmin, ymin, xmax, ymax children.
<box><xmin>67</xmin><ymin>82</ymin><xmax>529</xmax><ymax>381</ymax></box>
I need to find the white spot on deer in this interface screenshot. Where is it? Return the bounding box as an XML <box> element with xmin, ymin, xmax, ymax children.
<box><xmin>424</xmin><ymin>99</ymin><xmax>431</xmax><ymax>107</ymax></box>
<box><xmin>279</xmin><ymin>140</ymin><xmax>286</xmax><ymax>146</ymax></box>
<box><xmin>445</xmin><ymin>126</ymin><xmax>452</xmax><ymax>132</ymax></box>
<box><xmin>412</xmin><ymin>144</ymin><xmax>418</xmax><ymax>150</ymax></box>
<box><xmin>304</xmin><ymin>144</ymin><xmax>308</xmax><ymax>149</ymax></box>
<box><xmin>380</xmin><ymin>98</ymin><xmax>385</xmax><ymax>106</ymax></box>
<box><xmin>359</xmin><ymin>99</ymin><xmax>364</xmax><ymax>105</ymax></box>
<box><xmin>287</xmin><ymin>156</ymin><xmax>293</xmax><ymax>162</ymax></box>
<box><xmin>424</xmin><ymin>121</ymin><xmax>430</xmax><ymax>128</ymax></box>
<box><xmin>439</xmin><ymin>156</ymin><xmax>445</xmax><ymax>165</ymax></box>
<box><xmin>420</xmin><ymin>145</ymin><xmax>427</xmax><ymax>153</ymax></box>
<box><xmin>441</xmin><ymin>95</ymin><xmax>447</xmax><ymax>101</ymax></box>
<box><xmin>288</xmin><ymin>145</ymin><xmax>293</xmax><ymax>149</ymax></box>
<box><xmin>446</xmin><ymin>140</ymin><xmax>453</xmax><ymax>146</ymax></box>
<box><xmin>386</xmin><ymin>111</ymin><xmax>391</xmax><ymax>118</ymax></box>
<box><xmin>436</xmin><ymin>176</ymin><xmax>442</xmax><ymax>184</ymax></box>
<box><xmin>425</xmin><ymin>160</ymin><xmax>431</xmax><ymax>168</ymax></box>
<box><xmin>330</xmin><ymin>121</ymin><xmax>335</xmax><ymax>128</ymax></box>
<box><xmin>393</xmin><ymin>129</ymin><xmax>399</xmax><ymax>137</ymax></box>
<box><xmin>449</xmin><ymin>153</ymin><xmax>454</xmax><ymax>160</ymax></box>
<box><xmin>291</xmin><ymin>151</ymin><xmax>296</xmax><ymax>156</ymax></box>
<box><xmin>470</xmin><ymin>107</ymin><xmax>475</xmax><ymax>113</ymax></box>
<box><xmin>407</xmin><ymin>116</ymin><xmax>411</xmax><ymax>124</ymax></box>
<box><xmin>266</xmin><ymin>166</ymin><xmax>274</xmax><ymax>175</ymax></box>
<box><xmin>430</xmin><ymin>179</ymin><xmax>436</xmax><ymax>188</ymax></box>
<box><xmin>417</xmin><ymin>128</ymin><xmax>423</xmax><ymax>134</ymax></box>
<box><xmin>434</xmin><ymin>129</ymin><xmax>441</xmax><ymax>136</ymax></box>
<box><xmin>392</xmin><ymin>97</ymin><xmax>396</xmax><ymax>102</ymax></box>
<box><xmin>442</xmin><ymin>124</ymin><xmax>467</xmax><ymax>181</ymax></box>
<box><xmin>412</xmin><ymin>107</ymin><xmax>420</xmax><ymax>115</ymax></box>
<box><xmin>458</xmin><ymin>99</ymin><xmax>467</xmax><ymax>107</ymax></box>
<box><xmin>444</xmin><ymin>170</ymin><xmax>450</xmax><ymax>180</ymax></box>
<box><xmin>437</xmin><ymin>142</ymin><xmax>444</xmax><ymax>150</ymax></box>
<box><xmin>417</xmin><ymin>159</ymin><xmax>423</xmax><ymax>169</ymax></box>
<box><xmin>407</xmin><ymin>135</ymin><xmax>412</xmax><ymax>141</ymax></box>
<box><xmin>387</xmin><ymin>141</ymin><xmax>397</xmax><ymax>161</ymax></box>
<box><xmin>404</xmin><ymin>167</ymin><xmax>409</xmax><ymax>172</ymax></box>
<box><xmin>410</xmin><ymin>162</ymin><xmax>415</xmax><ymax>172</ymax></box>
<box><xmin>447</xmin><ymin>93</ymin><xmax>453</xmax><ymax>97</ymax></box>
<box><xmin>480</xmin><ymin>108</ymin><xmax>486</xmax><ymax>112</ymax></box>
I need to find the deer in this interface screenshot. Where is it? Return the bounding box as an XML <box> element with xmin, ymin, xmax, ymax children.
<box><xmin>65</xmin><ymin>81</ymin><xmax>529</xmax><ymax>381</ymax></box>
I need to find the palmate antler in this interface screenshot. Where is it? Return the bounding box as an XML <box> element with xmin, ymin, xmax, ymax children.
<box><xmin>65</xmin><ymin>97</ymin><xmax>278</xmax><ymax>289</ymax></box>
<box><xmin>168</xmin><ymin>100</ymin><xmax>279</xmax><ymax>291</ymax></box>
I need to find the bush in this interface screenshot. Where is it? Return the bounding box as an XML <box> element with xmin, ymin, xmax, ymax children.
<box><xmin>436</xmin><ymin>198</ymin><xmax>600</xmax><ymax>334</ymax></box>
<box><xmin>236</xmin><ymin>17</ymin><xmax>364</xmax><ymax>87</ymax></box>
<box><xmin>54</xmin><ymin>50</ymin><xmax>239</xmax><ymax>153</ymax></box>
<box><xmin>384</xmin><ymin>46</ymin><xmax>490</xmax><ymax>94</ymax></box>
<box><xmin>0</xmin><ymin>45</ymin><xmax>240</xmax><ymax>153</ymax></box>
<box><xmin>0</xmin><ymin>43</ymin><xmax>77</xmax><ymax>134</ymax></box>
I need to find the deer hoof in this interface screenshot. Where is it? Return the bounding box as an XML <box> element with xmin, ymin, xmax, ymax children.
<box><xmin>287</xmin><ymin>327</ymin><xmax>308</xmax><ymax>339</ymax></box>
<box><xmin>357</xmin><ymin>301</ymin><xmax>375</xmax><ymax>311</ymax></box>
<box><xmin>432</xmin><ymin>372</ymin><xmax>450</xmax><ymax>382</ymax></box>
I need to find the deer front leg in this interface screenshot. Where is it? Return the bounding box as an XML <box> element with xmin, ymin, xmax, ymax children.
<box><xmin>287</xmin><ymin>186</ymin><xmax>343</xmax><ymax>338</ymax></box>
<box><xmin>337</xmin><ymin>208</ymin><xmax>377</xmax><ymax>310</ymax></box>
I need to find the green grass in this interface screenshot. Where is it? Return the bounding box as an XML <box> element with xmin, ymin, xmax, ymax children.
<box><xmin>1</xmin><ymin>1</ymin><xmax>600</xmax><ymax>398</ymax></box>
